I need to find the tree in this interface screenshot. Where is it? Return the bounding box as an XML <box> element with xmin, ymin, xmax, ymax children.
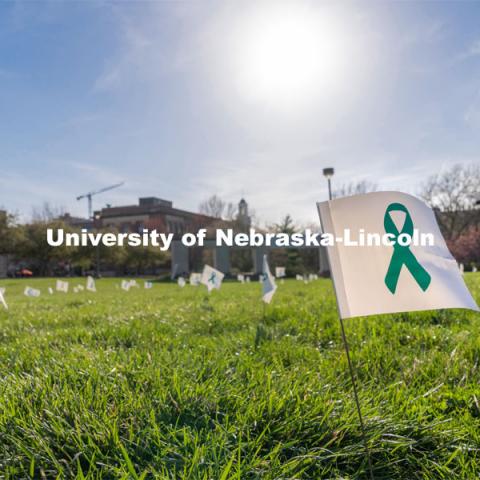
<box><xmin>199</xmin><ymin>195</ymin><xmax>237</xmax><ymax>220</ymax></box>
<box><xmin>420</xmin><ymin>164</ymin><xmax>480</xmax><ymax>240</ymax></box>
<box><xmin>334</xmin><ymin>180</ymin><xmax>378</xmax><ymax>198</ymax></box>
<box><xmin>273</xmin><ymin>215</ymin><xmax>303</xmax><ymax>276</ymax></box>
<box><xmin>16</xmin><ymin>220</ymin><xmax>77</xmax><ymax>276</ymax></box>
<box><xmin>0</xmin><ymin>210</ymin><xmax>24</xmax><ymax>255</ymax></box>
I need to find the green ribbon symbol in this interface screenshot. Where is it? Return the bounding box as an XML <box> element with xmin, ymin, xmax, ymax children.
<box><xmin>208</xmin><ymin>272</ymin><xmax>216</xmax><ymax>284</ymax></box>
<box><xmin>384</xmin><ymin>203</ymin><xmax>431</xmax><ymax>294</ymax></box>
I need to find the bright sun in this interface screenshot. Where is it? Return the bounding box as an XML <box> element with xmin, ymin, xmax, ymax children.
<box><xmin>232</xmin><ymin>3</ymin><xmax>349</xmax><ymax>109</ymax></box>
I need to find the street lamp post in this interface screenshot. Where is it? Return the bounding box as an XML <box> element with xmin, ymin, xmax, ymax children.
<box><xmin>323</xmin><ymin>167</ymin><xmax>335</xmax><ymax>200</ymax></box>
<box><xmin>94</xmin><ymin>213</ymin><xmax>101</xmax><ymax>278</ymax></box>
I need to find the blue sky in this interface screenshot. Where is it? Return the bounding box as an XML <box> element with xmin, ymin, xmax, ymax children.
<box><xmin>1</xmin><ymin>1</ymin><xmax>479</xmax><ymax>225</ymax></box>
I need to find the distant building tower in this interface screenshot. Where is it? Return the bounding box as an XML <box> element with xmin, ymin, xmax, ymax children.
<box><xmin>237</xmin><ymin>198</ymin><xmax>251</xmax><ymax>229</ymax></box>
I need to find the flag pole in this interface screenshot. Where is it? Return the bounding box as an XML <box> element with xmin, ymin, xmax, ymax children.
<box><xmin>321</xmin><ymin>174</ymin><xmax>374</xmax><ymax>479</ymax></box>
<box><xmin>337</xmin><ymin>314</ymin><xmax>375</xmax><ymax>480</ymax></box>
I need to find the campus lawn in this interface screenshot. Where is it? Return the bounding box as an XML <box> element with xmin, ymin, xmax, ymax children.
<box><xmin>0</xmin><ymin>275</ymin><xmax>479</xmax><ymax>479</ymax></box>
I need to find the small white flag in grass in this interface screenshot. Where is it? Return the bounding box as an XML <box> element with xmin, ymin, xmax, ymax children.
<box><xmin>474</xmin><ymin>266</ymin><xmax>478</xmax><ymax>273</ymax></box>
<box><xmin>178</xmin><ymin>277</ymin><xmax>186</xmax><ymax>288</ymax></box>
<box><xmin>246</xmin><ymin>276</ymin><xmax>251</xmax><ymax>283</ymax></box>
<box><xmin>296</xmin><ymin>274</ymin><xmax>303</xmax><ymax>281</ymax></box>
<box><xmin>144</xmin><ymin>281</ymin><xmax>153</xmax><ymax>289</ymax></box>
<box><xmin>189</xmin><ymin>273</ymin><xmax>201</xmax><ymax>286</ymax></box>
<box><xmin>317</xmin><ymin>192</ymin><xmax>479</xmax><ymax>318</ymax></box>
<box><xmin>48</xmin><ymin>287</ymin><xmax>53</xmax><ymax>295</ymax></box>
<box><xmin>275</xmin><ymin>267</ymin><xmax>286</xmax><ymax>278</ymax></box>
<box><xmin>201</xmin><ymin>265</ymin><xmax>224</xmax><ymax>292</ymax></box>
<box><xmin>56</xmin><ymin>280</ymin><xmax>69</xmax><ymax>293</ymax></box>
<box><xmin>86</xmin><ymin>276</ymin><xmax>96</xmax><ymax>292</ymax></box>
<box><xmin>0</xmin><ymin>288</ymin><xmax>7</xmax><ymax>309</ymax></box>
<box><xmin>237</xmin><ymin>274</ymin><xmax>245</xmax><ymax>283</ymax></box>
<box><xmin>24</xmin><ymin>286</ymin><xmax>40</xmax><ymax>297</ymax></box>
<box><xmin>76</xmin><ymin>285</ymin><xmax>84</xmax><ymax>291</ymax></box>
<box><xmin>0</xmin><ymin>287</ymin><xmax>5</xmax><ymax>295</ymax></box>
<box><xmin>262</xmin><ymin>255</ymin><xmax>277</xmax><ymax>304</ymax></box>
<box><xmin>121</xmin><ymin>280</ymin><xmax>131</xmax><ymax>291</ymax></box>
<box><xmin>73</xmin><ymin>286</ymin><xmax>79</xmax><ymax>293</ymax></box>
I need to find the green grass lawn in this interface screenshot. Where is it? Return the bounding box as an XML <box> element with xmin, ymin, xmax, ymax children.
<box><xmin>0</xmin><ymin>275</ymin><xmax>479</xmax><ymax>479</ymax></box>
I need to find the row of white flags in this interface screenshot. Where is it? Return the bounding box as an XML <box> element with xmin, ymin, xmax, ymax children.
<box><xmin>2</xmin><ymin>192</ymin><xmax>479</xmax><ymax>316</ymax></box>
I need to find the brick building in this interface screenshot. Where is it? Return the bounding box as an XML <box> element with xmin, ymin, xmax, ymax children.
<box><xmin>93</xmin><ymin>197</ymin><xmax>238</xmax><ymax>236</ymax></box>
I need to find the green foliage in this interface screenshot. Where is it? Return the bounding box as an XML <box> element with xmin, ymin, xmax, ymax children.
<box><xmin>0</xmin><ymin>275</ymin><xmax>478</xmax><ymax>478</ymax></box>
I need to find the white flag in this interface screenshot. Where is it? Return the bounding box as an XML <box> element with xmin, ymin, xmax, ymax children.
<box><xmin>48</xmin><ymin>287</ymin><xmax>53</xmax><ymax>295</ymax></box>
<box><xmin>73</xmin><ymin>286</ymin><xmax>79</xmax><ymax>293</ymax></box>
<box><xmin>296</xmin><ymin>274</ymin><xmax>303</xmax><ymax>281</ymax></box>
<box><xmin>144</xmin><ymin>281</ymin><xmax>153</xmax><ymax>289</ymax></box>
<box><xmin>246</xmin><ymin>276</ymin><xmax>251</xmax><ymax>283</ymax></box>
<box><xmin>76</xmin><ymin>285</ymin><xmax>84</xmax><ymax>291</ymax></box>
<box><xmin>189</xmin><ymin>273</ymin><xmax>201</xmax><ymax>286</ymax></box>
<box><xmin>56</xmin><ymin>280</ymin><xmax>69</xmax><ymax>293</ymax></box>
<box><xmin>86</xmin><ymin>276</ymin><xmax>96</xmax><ymax>292</ymax></box>
<box><xmin>275</xmin><ymin>267</ymin><xmax>286</xmax><ymax>278</ymax></box>
<box><xmin>121</xmin><ymin>280</ymin><xmax>131</xmax><ymax>291</ymax></box>
<box><xmin>262</xmin><ymin>255</ymin><xmax>277</xmax><ymax>304</ymax></box>
<box><xmin>24</xmin><ymin>286</ymin><xmax>40</xmax><ymax>297</ymax></box>
<box><xmin>317</xmin><ymin>192</ymin><xmax>479</xmax><ymax>318</ymax></box>
<box><xmin>237</xmin><ymin>274</ymin><xmax>245</xmax><ymax>283</ymax></box>
<box><xmin>201</xmin><ymin>265</ymin><xmax>224</xmax><ymax>292</ymax></box>
<box><xmin>0</xmin><ymin>289</ymin><xmax>7</xmax><ymax>309</ymax></box>
<box><xmin>178</xmin><ymin>277</ymin><xmax>186</xmax><ymax>288</ymax></box>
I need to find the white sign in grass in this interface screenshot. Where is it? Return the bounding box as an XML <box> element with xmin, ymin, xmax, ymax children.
<box><xmin>24</xmin><ymin>286</ymin><xmax>40</xmax><ymax>297</ymax></box>
<box><xmin>189</xmin><ymin>273</ymin><xmax>201</xmax><ymax>286</ymax></box>
<box><xmin>262</xmin><ymin>255</ymin><xmax>277</xmax><ymax>304</ymax></box>
<box><xmin>56</xmin><ymin>280</ymin><xmax>69</xmax><ymax>293</ymax></box>
<box><xmin>0</xmin><ymin>289</ymin><xmax>7</xmax><ymax>309</ymax></box>
<box><xmin>318</xmin><ymin>192</ymin><xmax>479</xmax><ymax>318</ymax></box>
<box><xmin>86</xmin><ymin>276</ymin><xmax>96</xmax><ymax>292</ymax></box>
<box><xmin>178</xmin><ymin>277</ymin><xmax>186</xmax><ymax>288</ymax></box>
<box><xmin>275</xmin><ymin>266</ymin><xmax>286</xmax><ymax>278</ymax></box>
<box><xmin>144</xmin><ymin>281</ymin><xmax>153</xmax><ymax>289</ymax></box>
<box><xmin>201</xmin><ymin>265</ymin><xmax>224</xmax><ymax>292</ymax></box>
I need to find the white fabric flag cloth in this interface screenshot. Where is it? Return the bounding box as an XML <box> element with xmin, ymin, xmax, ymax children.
<box><xmin>262</xmin><ymin>255</ymin><xmax>277</xmax><ymax>304</ymax></box>
<box><xmin>24</xmin><ymin>286</ymin><xmax>40</xmax><ymax>297</ymax></box>
<box><xmin>0</xmin><ymin>289</ymin><xmax>7</xmax><ymax>309</ymax></box>
<box><xmin>275</xmin><ymin>267</ymin><xmax>286</xmax><ymax>278</ymax></box>
<box><xmin>317</xmin><ymin>191</ymin><xmax>479</xmax><ymax>319</ymax></box>
<box><xmin>86</xmin><ymin>276</ymin><xmax>96</xmax><ymax>292</ymax></box>
<box><xmin>189</xmin><ymin>273</ymin><xmax>201</xmax><ymax>286</ymax></box>
<box><xmin>56</xmin><ymin>280</ymin><xmax>69</xmax><ymax>293</ymax></box>
<box><xmin>121</xmin><ymin>280</ymin><xmax>131</xmax><ymax>291</ymax></box>
<box><xmin>296</xmin><ymin>274</ymin><xmax>303</xmax><ymax>281</ymax></box>
<box><xmin>144</xmin><ymin>281</ymin><xmax>153</xmax><ymax>289</ymax></box>
<box><xmin>178</xmin><ymin>277</ymin><xmax>186</xmax><ymax>288</ymax></box>
<box><xmin>237</xmin><ymin>274</ymin><xmax>245</xmax><ymax>283</ymax></box>
<box><xmin>201</xmin><ymin>265</ymin><xmax>224</xmax><ymax>292</ymax></box>
<box><xmin>48</xmin><ymin>287</ymin><xmax>53</xmax><ymax>295</ymax></box>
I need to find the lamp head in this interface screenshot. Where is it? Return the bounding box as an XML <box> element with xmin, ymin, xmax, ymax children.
<box><xmin>323</xmin><ymin>167</ymin><xmax>335</xmax><ymax>179</ymax></box>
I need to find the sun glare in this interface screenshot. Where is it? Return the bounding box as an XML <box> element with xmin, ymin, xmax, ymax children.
<box><xmin>232</xmin><ymin>4</ymin><xmax>349</xmax><ymax>109</ymax></box>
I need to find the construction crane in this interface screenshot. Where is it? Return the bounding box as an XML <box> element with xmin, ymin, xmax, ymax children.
<box><xmin>76</xmin><ymin>182</ymin><xmax>124</xmax><ymax>219</ymax></box>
